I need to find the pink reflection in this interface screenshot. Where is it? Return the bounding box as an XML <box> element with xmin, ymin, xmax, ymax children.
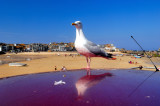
<box><xmin>76</xmin><ymin>71</ymin><xmax>112</xmax><ymax>99</ymax></box>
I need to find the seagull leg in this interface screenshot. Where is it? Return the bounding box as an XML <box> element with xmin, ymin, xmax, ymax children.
<box><xmin>85</xmin><ymin>57</ymin><xmax>91</xmax><ymax>75</ymax></box>
<box><xmin>86</xmin><ymin>57</ymin><xmax>89</xmax><ymax>69</ymax></box>
<box><xmin>85</xmin><ymin>57</ymin><xmax>90</xmax><ymax>75</ymax></box>
<box><xmin>88</xmin><ymin>57</ymin><xmax>91</xmax><ymax>69</ymax></box>
<box><xmin>86</xmin><ymin>57</ymin><xmax>91</xmax><ymax>69</ymax></box>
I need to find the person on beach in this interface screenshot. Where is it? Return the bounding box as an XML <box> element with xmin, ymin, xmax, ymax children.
<box><xmin>139</xmin><ymin>65</ymin><xmax>143</xmax><ymax>70</ymax></box>
<box><xmin>55</xmin><ymin>66</ymin><xmax>57</xmax><ymax>71</ymax></box>
<box><xmin>61</xmin><ymin>66</ymin><xmax>66</xmax><ymax>71</ymax></box>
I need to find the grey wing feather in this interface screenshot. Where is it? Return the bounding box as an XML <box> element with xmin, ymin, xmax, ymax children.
<box><xmin>85</xmin><ymin>41</ymin><xmax>112</xmax><ymax>58</ymax></box>
<box><xmin>86</xmin><ymin>41</ymin><xmax>97</xmax><ymax>46</ymax></box>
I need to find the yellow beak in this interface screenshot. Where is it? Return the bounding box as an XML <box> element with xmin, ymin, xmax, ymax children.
<box><xmin>72</xmin><ymin>23</ymin><xmax>77</xmax><ymax>25</ymax></box>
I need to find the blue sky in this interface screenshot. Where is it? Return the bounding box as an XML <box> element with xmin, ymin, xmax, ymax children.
<box><xmin>0</xmin><ymin>0</ymin><xmax>160</xmax><ymax>50</ymax></box>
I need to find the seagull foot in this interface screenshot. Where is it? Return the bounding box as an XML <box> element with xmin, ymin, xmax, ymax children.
<box><xmin>111</xmin><ymin>58</ymin><xmax>116</xmax><ymax>60</ymax></box>
<box><xmin>107</xmin><ymin>57</ymin><xmax>116</xmax><ymax>60</ymax></box>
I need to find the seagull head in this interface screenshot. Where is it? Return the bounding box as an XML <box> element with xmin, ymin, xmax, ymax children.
<box><xmin>72</xmin><ymin>21</ymin><xmax>82</xmax><ymax>29</ymax></box>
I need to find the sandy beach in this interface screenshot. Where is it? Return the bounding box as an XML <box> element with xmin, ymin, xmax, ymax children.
<box><xmin>0</xmin><ymin>52</ymin><xmax>158</xmax><ymax>79</ymax></box>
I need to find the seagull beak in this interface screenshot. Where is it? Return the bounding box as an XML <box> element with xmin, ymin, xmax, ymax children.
<box><xmin>72</xmin><ymin>23</ymin><xmax>77</xmax><ymax>25</ymax></box>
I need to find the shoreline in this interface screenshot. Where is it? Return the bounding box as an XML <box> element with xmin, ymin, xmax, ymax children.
<box><xmin>0</xmin><ymin>52</ymin><xmax>158</xmax><ymax>79</ymax></box>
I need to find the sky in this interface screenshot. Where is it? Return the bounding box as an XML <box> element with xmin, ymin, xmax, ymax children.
<box><xmin>0</xmin><ymin>0</ymin><xmax>160</xmax><ymax>50</ymax></box>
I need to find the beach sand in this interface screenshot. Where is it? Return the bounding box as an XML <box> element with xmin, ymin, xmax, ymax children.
<box><xmin>0</xmin><ymin>52</ymin><xmax>157</xmax><ymax>79</ymax></box>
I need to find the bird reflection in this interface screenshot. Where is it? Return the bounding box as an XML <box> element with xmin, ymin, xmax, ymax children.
<box><xmin>76</xmin><ymin>70</ymin><xmax>112</xmax><ymax>100</ymax></box>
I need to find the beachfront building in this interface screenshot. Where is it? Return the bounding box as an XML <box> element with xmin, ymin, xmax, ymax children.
<box><xmin>0</xmin><ymin>43</ymin><xmax>6</xmax><ymax>54</ymax></box>
<box><xmin>0</xmin><ymin>46</ymin><xmax>2</xmax><ymax>52</ymax></box>
<box><xmin>1</xmin><ymin>44</ymin><xmax>14</xmax><ymax>52</ymax></box>
<box><xmin>49</xmin><ymin>42</ymin><xmax>75</xmax><ymax>51</ymax></box>
<box><xmin>67</xmin><ymin>42</ymin><xmax>76</xmax><ymax>51</ymax></box>
<box><xmin>104</xmin><ymin>44</ymin><xmax>119</xmax><ymax>52</ymax></box>
<box><xmin>59</xmin><ymin>44</ymin><xmax>67</xmax><ymax>51</ymax></box>
<box><xmin>25</xmin><ymin>44</ymin><xmax>31</xmax><ymax>52</ymax></box>
<box><xmin>14</xmin><ymin>44</ymin><xmax>26</xmax><ymax>52</ymax></box>
<box><xmin>29</xmin><ymin>43</ymin><xmax>48</xmax><ymax>52</ymax></box>
<box><xmin>0</xmin><ymin>43</ymin><xmax>26</xmax><ymax>53</ymax></box>
<box><xmin>48</xmin><ymin>43</ymin><xmax>59</xmax><ymax>51</ymax></box>
<box><xmin>0</xmin><ymin>43</ymin><xmax>6</xmax><ymax>52</ymax></box>
<box><xmin>0</xmin><ymin>44</ymin><xmax>4</xmax><ymax>52</ymax></box>
<box><xmin>1</xmin><ymin>42</ymin><xmax>76</xmax><ymax>52</ymax></box>
<box><xmin>120</xmin><ymin>48</ymin><xmax>127</xmax><ymax>53</ymax></box>
<box><xmin>158</xmin><ymin>48</ymin><xmax>160</xmax><ymax>52</ymax></box>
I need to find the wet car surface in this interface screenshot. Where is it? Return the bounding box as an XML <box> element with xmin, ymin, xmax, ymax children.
<box><xmin>0</xmin><ymin>69</ymin><xmax>160</xmax><ymax>106</ymax></box>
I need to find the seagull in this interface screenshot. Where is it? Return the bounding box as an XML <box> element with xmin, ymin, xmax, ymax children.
<box><xmin>72</xmin><ymin>21</ymin><xmax>116</xmax><ymax>69</ymax></box>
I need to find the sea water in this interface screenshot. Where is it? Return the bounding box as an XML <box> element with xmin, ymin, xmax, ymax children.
<box><xmin>0</xmin><ymin>55</ymin><xmax>46</xmax><ymax>65</ymax></box>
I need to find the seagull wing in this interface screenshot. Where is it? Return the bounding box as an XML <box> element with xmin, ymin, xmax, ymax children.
<box><xmin>84</xmin><ymin>41</ymin><xmax>112</xmax><ymax>58</ymax></box>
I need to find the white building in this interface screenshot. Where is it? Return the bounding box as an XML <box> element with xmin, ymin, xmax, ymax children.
<box><xmin>0</xmin><ymin>45</ymin><xmax>2</xmax><ymax>52</ymax></box>
<box><xmin>105</xmin><ymin>44</ymin><xmax>119</xmax><ymax>52</ymax></box>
